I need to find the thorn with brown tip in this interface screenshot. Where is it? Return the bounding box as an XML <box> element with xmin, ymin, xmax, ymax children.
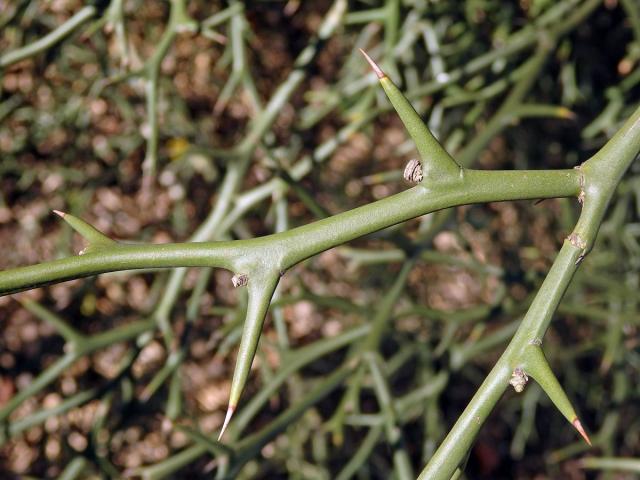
<box><xmin>557</xmin><ymin>107</ymin><xmax>577</xmax><ymax>120</ymax></box>
<box><xmin>572</xmin><ymin>417</ymin><xmax>592</xmax><ymax>446</ymax></box>
<box><xmin>53</xmin><ymin>210</ymin><xmax>66</xmax><ymax>218</ymax></box>
<box><xmin>218</xmin><ymin>405</ymin><xmax>235</xmax><ymax>441</ymax></box>
<box><xmin>358</xmin><ymin>49</ymin><xmax>386</xmax><ymax>79</ymax></box>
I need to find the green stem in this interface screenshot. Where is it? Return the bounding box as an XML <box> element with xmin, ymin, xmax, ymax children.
<box><xmin>408</xmin><ymin>0</ymin><xmax>601</xmax><ymax>99</ymax></box>
<box><xmin>138</xmin><ymin>364</ymin><xmax>354</xmax><ymax>480</ymax></box>
<box><xmin>0</xmin><ymin>318</ymin><xmax>152</xmax><ymax>424</ymax></box>
<box><xmin>0</xmin><ymin>6</ymin><xmax>97</xmax><ymax>68</ymax></box>
<box><xmin>335</xmin><ymin>425</ymin><xmax>384</xmax><ymax>480</ymax></box>
<box><xmin>142</xmin><ymin>0</ymin><xmax>196</xmax><ymax>188</ymax></box>
<box><xmin>278</xmin><ymin>169</ymin><xmax>580</xmax><ymax>267</ymax></box>
<box><xmin>326</xmin><ymin>258</ymin><xmax>416</xmax><ymax>442</ymax></box>
<box><xmin>229</xmin><ymin>325</ymin><xmax>371</xmax><ymax>439</ymax></box>
<box><xmin>0</xmin><ymin>169</ymin><xmax>580</xmax><ymax>296</ymax></box>
<box><xmin>58</xmin><ymin>457</ymin><xmax>90</xmax><ymax>480</ymax></box>
<box><xmin>0</xmin><ymin>242</ymin><xmax>240</xmax><ymax>295</ymax></box>
<box><xmin>0</xmin><ymin>352</ymin><xmax>76</xmax><ymax>423</ymax></box>
<box><xmin>6</xmin><ymin>387</ymin><xmax>98</xmax><ymax>440</ymax></box>
<box><xmin>581</xmin><ymin>457</ymin><xmax>640</xmax><ymax>473</ymax></box>
<box><xmin>366</xmin><ymin>353</ymin><xmax>414</xmax><ymax>480</ymax></box>
<box><xmin>18</xmin><ymin>298</ymin><xmax>84</xmax><ymax>344</ymax></box>
<box><xmin>417</xmin><ymin>361</ymin><xmax>511</xmax><ymax>479</ymax></box>
<box><xmin>418</xmin><ymin>104</ymin><xmax>640</xmax><ymax>480</ymax></box>
<box><xmin>227</xmin><ymin>365</ymin><xmax>354</xmax><ymax>477</ymax></box>
<box><xmin>148</xmin><ymin>0</ymin><xmax>348</xmax><ymax>334</ymax></box>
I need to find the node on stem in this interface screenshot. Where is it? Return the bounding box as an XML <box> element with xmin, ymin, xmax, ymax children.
<box><xmin>404</xmin><ymin>159</ymin><xmax>424</xmax><ymax>184</ymax></box>
<box><xmin>509</xmin><ymin>367</ymin><xmax>529</xmax><ymax>393</ymax></box>
<box><xmin>231</xmin><ymin>273</ymin><xmax>249</xmax><ymax>288</ymax></box>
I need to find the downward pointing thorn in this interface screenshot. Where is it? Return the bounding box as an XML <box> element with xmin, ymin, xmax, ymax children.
<box><xmin>218</xmin><ymin>405</ymin><xmax>235</xmax><ymax>441</ymax></box>
<box><xmin>572</xmin><ymin>418</ymin><xmax>592</xmax><ymax>446</ymax></box>
<box><xmin>358</xmin><ymin>49</ymin><xmax>386</xmax><ymax>79</ymax></box>
<box><xmin>53</xmin><ymin>210</ymin><xmax>66</xmax><ymax>218</ymax></box>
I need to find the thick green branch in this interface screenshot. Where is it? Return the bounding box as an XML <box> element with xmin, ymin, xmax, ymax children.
<box><xmin>510</xmin><ymin>105</ymin><xmax>640</xmax><ymax>351</ymax></box>
<box><xmin>418</xmin><ymin>104</ymin><xmax>640</xmax><ymax>480</ymax></box>
<box><xmin>0</xmin><ymin>168</ymin><xmax>580</xmax><ymax>296</ymax></box>
<box><xmin>278</xmin><ymin>168</ymin><xmax>580</xmax><ymax>267</ymax></box>
<box><xmin>0</xmin><ymin>242</ymin><xmax>242</xmax><ymax>295</ymax></box>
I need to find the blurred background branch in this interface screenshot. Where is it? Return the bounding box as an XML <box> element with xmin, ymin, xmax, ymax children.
<box><xmin>0</xmin><ymin>0</ymin><xmax>639</xmax><ymax>478</ymax></box>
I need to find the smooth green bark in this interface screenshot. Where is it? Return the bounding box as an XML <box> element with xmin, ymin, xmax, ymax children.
<box><xmin>418</xmin><ymin>105</ymin><xmax>640</xmax><ymax>479</ymax></box>
<box><xmin>0</xmin><ymin>169</ymin><xmax>580</xmax><ymax>296</ymax></box>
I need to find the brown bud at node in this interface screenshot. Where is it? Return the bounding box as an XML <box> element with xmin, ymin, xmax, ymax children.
<box><xmin>231</xmin><ymin>274</ymin><xmax>248</xmax><ymax>288</ymax></box>
<box><xmin>509</xmin><ymin>367</ymin><xmax>528</xmax><ymax>393</ymax></box>
<box><xmin>403</xmin><ymin>159</ymin><xmax>423</xmax><ymax>184</ymax></box>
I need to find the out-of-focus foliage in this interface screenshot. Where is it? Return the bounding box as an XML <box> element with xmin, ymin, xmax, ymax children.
<box><xmin>0</xmin><ymin>0</ymin><xmax>638</xmax><ymax>478</ymax></box>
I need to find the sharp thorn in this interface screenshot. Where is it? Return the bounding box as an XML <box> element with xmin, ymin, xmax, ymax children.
<box><xmin>53</xmin><ymin>210</ymin><xmax>66</xmax><ymax>218</ymax></box>
<box><xmin>572</xmin><ymin>417</ymin><xmax>592</xmax><ymax>446</ymax></box>
<box><xmin>358</xmin><ymin>48</ymin><xmax>385</xmax><ymax>79</ymax></box>
<box><xmin>218</xmin><ymin>405</ymin><xmax>235</xmax><ymax>441</ymax></box>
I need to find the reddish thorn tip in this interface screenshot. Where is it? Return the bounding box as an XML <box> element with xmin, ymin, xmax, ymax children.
<box><xmin>218</xmin><ymin>405</ymin><xmax>235</xmax><ymax>442</ymax></box>
<box><xmin>572</xmin><ymin>418</ymin><xmax>592</xmax><ymax>446</ymax></box>
<box><xmin>358</xmin><ymin>49</ymin><xmax>385</xmax><ymax>79</ymax></box>
<box><xmin>559</xmin><ymin>108</ymin><xmax>577</xmax><ymax>120</ymax></box>
<box><xmin>53</xmin><ymin>210</ymin><xmax>66</xmax><ymax>218</ymax></box>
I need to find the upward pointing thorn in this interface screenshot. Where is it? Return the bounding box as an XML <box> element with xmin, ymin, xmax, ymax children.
<box><xmin>53</xmin><ymin>210</ymin><xmax>66</xmax><ymax>218</ymax></box>
<box><xmin>218</xmin><ymin>405</ymin><xmax>235</xmax><ymax>441</ymax></box>
<box><xmin>359</xmin><ymin>49</ymin><xmax>386</xmax><ymax>79</ymax></box>
<box><xmin>572</xmin><ymin>417</ymin><xmax>592</xmax><ymax>446</ymax></box>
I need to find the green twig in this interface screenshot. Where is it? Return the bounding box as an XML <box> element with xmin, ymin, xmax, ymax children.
<box><xmin>0</xmin><ymin>6</ymin><xmax>97</xmax><ymax>68</ymax></box>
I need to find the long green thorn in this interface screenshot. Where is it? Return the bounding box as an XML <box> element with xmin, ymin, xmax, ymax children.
<box><xmin>524</xmin><ymin>345</ymin><xmax>592</xmax><ymax>446</ymax></box>
<box><xmin>359</xmin><ymin>49</ymin><xmax>461</xmax><ymax>183</ymax></box>
<box><xmin>53</xmin><ymin>210</ymin><xmax>116</xmax><ymax>252</ymax></box>
<box><xmin>218</xmin><ymin>273</ymin><xmax>279</xmax><ymax>441</ymax></box>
